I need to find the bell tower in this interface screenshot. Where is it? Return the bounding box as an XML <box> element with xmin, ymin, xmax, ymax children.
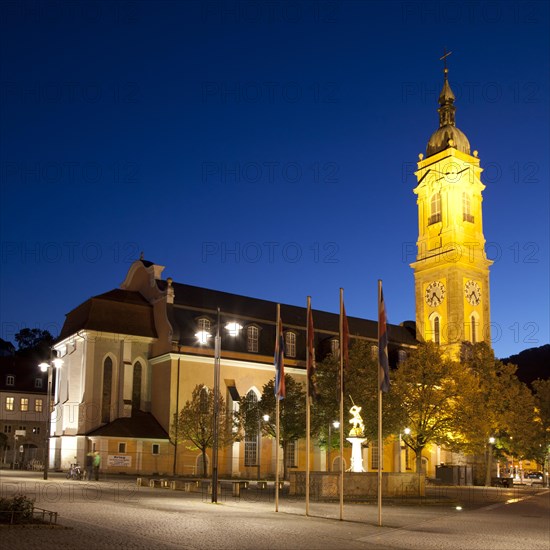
<box><xmin>411</xmin><ymin>57</ymin><xmax>492</xmax><ymax>359</ymax></box>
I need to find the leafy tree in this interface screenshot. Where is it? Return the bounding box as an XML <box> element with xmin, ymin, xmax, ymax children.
<box><xmin>250</xmin><ymin>375</ymin><xmax>306</xmax><ymax>480</ymax></box>
<box><xmin>531</xmin><ymin>378</ymin><xmax>550</xmax><ymax>479</ymax></box>
<box><xmin>459</xmin><ymin>343</ymin><xmax>538</xmax><ymax>485</ymax></box>
<box><xmin>171</xmin><ymin>384</ymin><xmax>236</xmax><ymax>478</ymax></box>
<box><xmin>312</xmin><ymin>340</ymin><xmax>402</xmax><ymax>457</ymax></box>
<box><xmin>389</xmin><ymin>342</ymin><xmax>476</xmax><ymax>474</ymax></box>
<box><xmin>14</xmin><ymin>328</ymin><xmax>54</xmax><ymax>360</ymax></box>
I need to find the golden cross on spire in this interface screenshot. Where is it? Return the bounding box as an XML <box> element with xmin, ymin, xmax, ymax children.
<box><xmin>440</xmin><ymin>48</ymin><xmax>453</xmax><ymax>71</ymax></box>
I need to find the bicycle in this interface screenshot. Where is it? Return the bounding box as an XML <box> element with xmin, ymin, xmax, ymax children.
<box><xmin>66</xmin><ymin>462</ymin><xmax>83</xmax><ymax>480</ymax></box>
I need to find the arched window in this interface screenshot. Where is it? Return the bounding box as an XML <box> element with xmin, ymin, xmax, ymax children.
<box><xmin>246</xmin><ymin>325</ymin><xmax>259</xmax><ymax>353</ymax></box>
<box><xmin>285</xmin><ymin>331</ymin><xmax>296</xmax><ymax>358</ymax></box>
<box><xmin>398</xmin><ymin>350</ymin><xmax>407</xmax><ymax>364</ymax></box>
<box><xmin>463</xmin><ymin>192</ymin><xmax>474</xmax><ymax>222</ymax></box>
<box><xmin>132</xmin><ymin>361</ymin><xmax>142</xmax><ymax>413</ymax></box>
<box><xmin>101</xmin><ymin>357</ymin><xmax>113</xmax><ymax>424</ymax></box>
<box><xmin>199</xmin><ymin>386</ymin><xmax>209</xmax><ymax>415</ymax></box>
<box><xmin>370</xmin><ymin>345</ymin><xmax>379</xmax><ymax>359</ymax></box>
<box><xmin>244</xmin><ymin>390</ymin><xmax>258</xmax><ymax>467</ymax></box>
<box><xmin>471</xmin><ymin>315</ymin><xmax>477</xmax><ymax>344</ymax></box>
<box><xmin>429</xmin><ymin>192</ymin><xmax>441</xmax><ymax>224</ymax></box>
<box><xmin>434</xmin><ymin>316</ymin><xmax>441</xmax><ymax>345</ymax></box>
<box><xmin>330</xmin><ymin>338</ymin><xmax>340</xmax><ymax>357</ymax></box>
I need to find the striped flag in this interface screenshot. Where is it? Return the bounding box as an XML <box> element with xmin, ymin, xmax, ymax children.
<box><xmin>274</xmin><ymin>314</ymin><xmax>286</xmax><ymax>399</ymax></box>
<box><xmin>306</xmin><ymin>299</ymin><xmax>318</xmax><ymax>400</ymax></box>
<box><xmin>378</xmin><ymin>283</ymin><xmax>390</xmax><ymax>393</ymax></box>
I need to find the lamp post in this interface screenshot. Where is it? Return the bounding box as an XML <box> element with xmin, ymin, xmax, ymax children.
<box><xmin>257</xmin><ymin>414</ymin><xmax>269</xmax><ymax>480</ymax></box>
<box><xmin>38</xmin><ymin>356</ymin><xmax>63</xmax><ymax>480</ymax></box>
<box><xmin>196</xmin><ymin>309</ymin><xmax>241</xmax><ymax>503</ymax></box>
<box><xmin>327</xmin><ymin>420</ymin><xmax>339</xmax><ymax>472</ymax></box>
<box><xmin>486</xmin><ymin>436</ymin><xmax>495</xmax><ymax>486</ymax></box>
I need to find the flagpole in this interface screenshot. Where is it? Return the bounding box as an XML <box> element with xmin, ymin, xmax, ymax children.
<box><xmin>275</xmin><ymin>303</ymin><xmax>281</xmax><ymax>513</ymax></box>
<box><xmin>339</xmin><ymin>288</ymin><xmax>344</xmax><ymax>521</ymax></box>
<box><xmin>377</xmin><ymin>280</ymin><xmax>383</xmax><ymax>527</ymax></box>
<box><xmin>305</xmin><ymin>296</ymin><xmax>311</xmax><ymax>516</ymax></box>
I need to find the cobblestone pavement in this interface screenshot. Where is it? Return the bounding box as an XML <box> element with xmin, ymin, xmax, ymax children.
<box><xmin>1</xmin><ymin>471</ymin><xmax>548</xmax><ymax>549</ymax></box>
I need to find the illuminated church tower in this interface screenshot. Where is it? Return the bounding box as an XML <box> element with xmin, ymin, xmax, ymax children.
<box><xmin>411</xmin><ymin>61</ymin><xmax>492</xmax><ymax>359</ymax></box>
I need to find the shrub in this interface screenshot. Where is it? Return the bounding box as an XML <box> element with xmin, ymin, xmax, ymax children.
<box><xmin>0</xmin><ymin>493</ymin><xmax>35</xmax><ymax>524</ymax></box>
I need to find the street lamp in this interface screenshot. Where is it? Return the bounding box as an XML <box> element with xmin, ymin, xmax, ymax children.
<box><xmin>38</xmin><ymin>356</ymin><xmax>63</xmax><ymax>480</ymax></box>
<box><xmin>197</xmin><ymin>309</ymin><xmax>241</xmax><ymax>503</ymax></box>
<box><xmin>327</xmin><ymin>420</ymin><xmax>340</xmax><ymax>472</ymax></box>
<box><xmin>257</xmin><ymin>414</ymin><xmax>270</xmax><ymax>480</ymax></box>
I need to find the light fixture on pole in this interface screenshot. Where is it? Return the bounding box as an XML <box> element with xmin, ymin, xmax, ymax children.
<box><xmin>197</xmin><ymin>309</ymin><xmax>241</xmax><ymax>503</ymax></box>
<box><xmin>38</xmin><ymin>355</ymin><xmax>63</xmax><ymax>480</ymax></box>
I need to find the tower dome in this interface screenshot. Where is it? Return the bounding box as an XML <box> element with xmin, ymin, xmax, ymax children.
<box><xmin>426</xmin><ymin>67</ymin><xmax>470</xmax><ymax>157</ymax></box>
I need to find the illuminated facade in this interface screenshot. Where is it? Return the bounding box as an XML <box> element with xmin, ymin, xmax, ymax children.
<box><xmin>411</xmin><ymin>65</ymin><xmax>492</xmax><ymax>359</ymax></box>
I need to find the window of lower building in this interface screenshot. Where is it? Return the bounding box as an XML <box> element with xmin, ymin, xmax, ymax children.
<box><xmin>370</xmin><ymin>440</ymin><xmax>384</xmax><ymax>470</ymax></box>
<box><xmin>3</xmin><ymin>425</ymin><xmax>12</xmax><ymax>433</ymax></box>
<box><xmin>152</xmin><ymin>444</ymin><xmax>160</xmax><ymax>455</ymax></box>
<box><xmin>34</xmin><ymin>378</ymin><xmax>43</xmax><ymax>389</ymax></box>
<box><xmin>20</xmin><ymin>398</ymin><xmax>29</xmax><ymax>412</ymax></box>
<box><xmin>32</xmin><ymin>426</ymin><xmax>40</xmax><ymax>434</ymax></box>
<box><xmin>5</xmin><ymin>397</ymin><xmax>14</xmax><ymax>411</ymax></box>
<box><xmin>35</xmin><ymin>399</ymin><xmax>43</xmax><ymax>412</ymax></box>
<box><xmin>246</xmin><ymin>325</ymin><xmax>259</xmax><ymax>353</ymax></box>
<box><xmin>284</xmin><ymin>331</ymin><xmax>297</xmax><ymax>358</ymax></box>
<box><xmin>6</xmin><ymin>375</ymin><xmax>15</xmax><ymax>386</ymax></box>
<box><xmin>118</xmin><ymin>442</ymin><xmax>126</xmax><ymax>453</ymax></box>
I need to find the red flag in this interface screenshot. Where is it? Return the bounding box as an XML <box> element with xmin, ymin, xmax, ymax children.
<box><xmin>342</xmin><ymin>303</ymin><xmax>349</xmax><ymax>370</ymax></box>
<box><xmin>274</xmin><ymin>315</ymin><xmax>285</xmax><ymax>399</ymax></box>
<box><xmin>378</xmin><ymin>282</ymin><xmax>390</xmax><ymax>393</ymax></box>
<box><xmin>307</xmin><ymin>299</ymin><xmax>318</xmax><ymax>400</ymax></box>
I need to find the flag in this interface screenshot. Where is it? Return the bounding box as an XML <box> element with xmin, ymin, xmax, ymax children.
<box><xmin>340</xmin><ymin>297</ymin><xmax>350</xmax><ymax>396</ymax></box>
<box><xmin>274</xmin><ymin>315</ymin><xmax>285</xmax><ymax>399</ymax></box>
<box><xmin>342</xmin><ymin>303</ymin><xmax>349</xmax><ymax>370</ymax></box>
<box><xmin>306</xmin><ymin>299</ymin><xmax>318</xmax><ymax>400</ymax></box>
<box><xmin>378</xmin><ymin>283</ymin><xmax>390</xmax><ymax>392</ymax></box>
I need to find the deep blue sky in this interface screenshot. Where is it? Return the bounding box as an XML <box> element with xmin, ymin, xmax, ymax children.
<box><xmin>1</xmin><ymin>0</ymin><xmax>548</xmax><ymax>359</ymax></box>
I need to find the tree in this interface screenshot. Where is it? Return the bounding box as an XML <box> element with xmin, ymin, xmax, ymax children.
<box><xmin>389</xmin><ymin>342</ymin><xmax>476</xmax><ymax>474</ymax></box>
<box><xmin>459</xmin><ymin>343</ymin><xmax>538</xmax><ymax>485</ymax></box>
<box><xmin>531</xmin><ymin>378</ymin><xmax>550</xmax><ymax>483</ymax></box>
<box><xmin>0</xmin><ymin>433</ymin><xmax>7</xmax><ymax>454</ymax></box>
<box><xmin>312</xmin><ymin>340</ymin><xmax>402</xmax><ymax>458</ymax></box>
<box><xmin>250</xmin><ymin>375</ymin><xmax>306</xmax><ymax>480</ymax></box>
<box><xmin>171</xmin><ymin>384</ymin><xmax>236</xmax><ymax>478</ymax></box>
<box><xmin>14</xmin><ymin>328</ymin><xmax>54</xmax><ymax>360</ymax></box>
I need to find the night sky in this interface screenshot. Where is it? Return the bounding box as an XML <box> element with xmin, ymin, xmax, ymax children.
<box><xmin>1</xmin><ymin>0</ymin><xmax>548</xmax><ymax>359</ymax></box>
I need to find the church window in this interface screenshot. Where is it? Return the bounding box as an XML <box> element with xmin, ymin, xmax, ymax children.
<box><xmin>199</xmin><ymin>386</ymin><xmax>209</xmax><ymax>414</ymax></box>
<box><xmin>244</xmin><ymin>390</ymin><xmax>258</xmax><ymax>467</ymax></box>
<box><xmin>132</xmin><ymin>361</ymin><xmax>142</xmax><ymax>413</ymax></box>
<box><xmin>247</xmin><ymin>325</ymin><xmax>259</xmax><ymax>353</ymax></box>
<box><xmin>434</xmin><ymin>316</ymin><xmax>441</xmax><ymax>345</ymax></box>
<box><xmin>429</xmin><ymin>193</ymin><xmax>442</xmax><ymax>224</ymax></box>
<box><xmin>471</xmin><ymin>315</ymin><xmax>477</xmax><ymax>344</ymax></box>
<box><xmin>398</xmin><ymin>350</ymin><xmax>407</xmax><ymax>364</ymax></box>
<box><xmin>101</xmin><ymin>357</ymin><xmax>113</xmax><ymax>424</ymax></box>
<box><xmin>285</xmin><ymin>331</ymin><xmax>296</xmax><ymax>358</ymax></box>
<box><xmin>463</xmin><ymin>192</ymin><xmax>474</xmax><ymax>222</ymax></box>
<box><xmin>370</xmin><ymin>345</ymin><xmax>378</xmax><ymax>359</ymax></box>
<box><xmin>330</xmin><ymin>338</ymin><xmax>340</xmax><ymax>356</ymax></box>
<box><xmin>286</xmin><ymin>440</ymin><xmax>296</xmax><ymax>467</ymax></box>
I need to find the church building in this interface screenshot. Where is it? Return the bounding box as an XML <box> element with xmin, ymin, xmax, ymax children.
<box><xmin>48</xmin><ymin>65</ymin><xmax>491</xmax><ymax>478</ymax></box>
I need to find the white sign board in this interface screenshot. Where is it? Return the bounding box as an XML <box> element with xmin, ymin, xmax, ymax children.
<box><xmin>107</xmin><ymin>455</ymin><xmax>132</xmax><ymax>468</ymax></box>
<box><xmin>15</xmin><ymin>430</ymin><xmax>26</xmax><ymax>436</ymax></box>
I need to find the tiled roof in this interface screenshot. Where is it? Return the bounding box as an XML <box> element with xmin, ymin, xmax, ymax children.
<box><xmin>58</xmin><ymin>289</ymin><xmax>157</xmax><ymax>341</ymax></box>
<box><xmin>87</xmin><ymin>411</ymin><xmax>169</xmax><ymax>439</ymax></box>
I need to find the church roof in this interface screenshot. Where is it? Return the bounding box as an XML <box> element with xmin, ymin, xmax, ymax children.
<box><xmin>87</xmin><ymin>410</ymin><xmax>169</xmax><ymax>439</ymax></box>
<box><xmin>165</xmin><ymin>281</ymin><xmax>417</xmax><ymax>360</ymax></box>
<box><xmin>58</xmin><ymin>289</ymin><xmax>157</xmax><ymax>341</ymax></box>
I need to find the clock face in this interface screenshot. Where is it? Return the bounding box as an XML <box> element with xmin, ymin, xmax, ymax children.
<box><xmin>465</xmin><ymin>280</ymin><xmax>481</xmax><ymax>306</ymax></box>
<box><xmin>425</xmin><ymin>281</ymin><xmax>446</xmax><ymax>307</ymax></box>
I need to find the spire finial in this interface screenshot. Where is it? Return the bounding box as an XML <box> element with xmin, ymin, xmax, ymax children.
<box><xmin>440</xmin><ymin>48</ymin><xmax>453</xmax><ymax>76</ymax></box>
<box><xmin>437</xmin><ymin>49</ymin><xmax>456</xmax><ymax>127</ymax></box>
